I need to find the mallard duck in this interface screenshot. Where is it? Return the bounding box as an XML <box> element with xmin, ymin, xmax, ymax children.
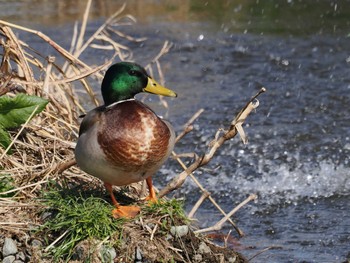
<box><xmin>75</xmin><ymin>62</ymin><xmax>177</xmax><ymax>218</ymax></box>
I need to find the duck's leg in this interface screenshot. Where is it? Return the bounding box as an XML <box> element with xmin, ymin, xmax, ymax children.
<box><xmin>104</xmin><ymin>182</ymin><xmax>140</xmax><ymax>218</ymax></box>
<box><xmin>145</xmin><ymin>177</ymin><xmax>158</xmax><ymax>203</ymax></box>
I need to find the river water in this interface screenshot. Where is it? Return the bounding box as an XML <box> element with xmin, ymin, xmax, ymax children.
<box><xmin>1</xmin><ymin>1</ymin><xmax>349</xmax><ymax>262</ymax></box>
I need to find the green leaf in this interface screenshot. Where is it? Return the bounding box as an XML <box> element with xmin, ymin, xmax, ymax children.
<box><xmin>0</xmin><ymin>174</ymin><xmax>15</xmax><ymax>197</ymax></box>
<box><xmin>0</xmin><ymin>126</ymin><xmax>11</xmax><ymax>149</ymax></box>
<box><xmin>0</xmin><ymin>94</ymin><xmax>48</xmax><ymax>129</ymax></box>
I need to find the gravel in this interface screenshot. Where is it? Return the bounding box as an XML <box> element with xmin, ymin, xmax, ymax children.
<box><xmin>2</xmin><ymin>255</ymin><xmax>16</xmax><ymax>263</ymax></box>
<box><xmin>3</xmin><ymin>238</ymin><xmax>18</xmax><ymax>257</ymax></box>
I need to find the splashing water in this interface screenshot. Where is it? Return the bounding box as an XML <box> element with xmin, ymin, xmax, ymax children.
<box><xmin>235</xmin><ymin>160</ymin><xmax>349</xmax><ymax>205</ymax></box>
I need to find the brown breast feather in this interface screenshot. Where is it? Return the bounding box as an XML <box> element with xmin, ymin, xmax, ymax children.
<box><xmin>97</xmin><ymin>100</ymin><xmax>171</xmax><ymax>172</ymax></box>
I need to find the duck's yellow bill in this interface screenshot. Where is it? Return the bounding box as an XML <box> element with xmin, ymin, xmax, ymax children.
<box><xmin>143</xmin><ymin>77</ymin><xmax>177</xmax><ymax>97</ymax></box>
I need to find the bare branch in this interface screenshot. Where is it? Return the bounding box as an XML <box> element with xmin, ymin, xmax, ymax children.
<box><xmin>194</xmin><ymin>194</ymin><xmax>257</xmax><ymax>234</ymax></box>
<box><xmin>176</xmin><ymin>108</ymin><xmax>204</xmax><ymax>143</ymax></box>
<box><xmin>187</xmin><ymin>190</ymin><xmax>210</xmax><ymax>218</ymax></box>
<box><xmin>159</xmin><ymin>88</ymin><xmax>266</xmax><ymax>197</ymax></box>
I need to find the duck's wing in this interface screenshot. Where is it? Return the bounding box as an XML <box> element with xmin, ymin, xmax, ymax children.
<box><xmin>78</xmin><ymin>106</ymin><xmax>105</xmax><ymax>137</ymax></box>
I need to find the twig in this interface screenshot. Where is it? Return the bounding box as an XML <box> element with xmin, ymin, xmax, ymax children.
<box><xmin>44</xmin><ymin>230</ymin><xmax>69</xmax><ymax>252</ymax></box>
<box><xmin>0</xmin><ymin>222</ymin><xmax>40</xmax><ymax>226</ymax></box>
<box><xmin>0</xmin><ymin>75</ymin><xmax>13</xmax><ymax>96</ymax></box>
<box><xmin>150</xmin><ymin>223</ymin><xmax>158</xmax><ymax>241</ymax></box>
<box><xmin>107</xmin><ymin>27</ymin><xmax>147</xmax><ymax>42</ymax></box>
<box><xmin>14</xmin><ymin>58</ymin><xmax>111</xmax><ymax>86</ymax></box>
<box><xmin>159</xmin><ymin>88</ymin><xmax>266</xmax><ymax>197</ymax></box>
<box><xmin>0</xmin><ymin>20</ymin><xmax>104</xmax><ymax>79</ymax></box>
<box><xmin>175</xmin><ymin>108</ymin><xmax>204</xmax><ymax>143</ymax></box>
<box><xmin>53</xmin><ymin>158</ymin><xmax>77</xmax><ymax>174</ymax></box>
<box><xmin>68</xmin><ymin>22</ymin><xmax>78</xmax><ymax>55</ymax></box>
<box><xmin>75</xmin><ymin>0</ymin><xmax>92</xmax><ymax>53</ymax></box>
<box><xmin>194</xmin><ymin>194</ymin><xmax>257</xmax><ymax>234</ymax></box>
<box><xmin>150</xmin><ymin>41</ymin><xmax>173</xmax><ymax>64</ymax></box>
<box><xmin>224</xmin><ymin>230</ymin><xmax>232</xmax><ymax>248</ymax></box>
<box><xmin>0</xmin><ymin>180</ymin><xmax>48</xmax><ymax>195</ymax></box>
<box><xmin>248</xmin><ymin>245</ymin><xmax>283</xmax><ymax>261</ymax></box>
<box><xmin>1</xmin><ymin>26</ymin><xmax>34</xmax><ymax>83</ymax></box>
<box><xmin>170</xmin><ymin>151</ymin><xmax>244</xmax><ymax>236</ymax></box>
<box><xmin>72</xmin><ymin>3</ymin><xmax>127</xmax><ymax>59</ymax></box>
<box><xmin>187</xmin><ymin>190</ymin><xmax>210</xmax><ymax>218</ymax></box>
<box><xmin>42</xmin><ymin>56</ymin><xmax>55</xmax><ymax>95</ymax></box>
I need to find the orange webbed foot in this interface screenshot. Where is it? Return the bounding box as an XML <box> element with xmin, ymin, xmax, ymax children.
<box><xmin>104</xmin><ymin>182</ymin><xmax>140</xmax><ymax>218</ymax></box>
<box><xmin>112</xmin><ymin>205</ymin><xmax>140</xmax><ymax>219</ymax></box>
<box><xmin>145</xmin><ymin>195</ymin><xmax>158</xmax><ymax>204</ymax></box>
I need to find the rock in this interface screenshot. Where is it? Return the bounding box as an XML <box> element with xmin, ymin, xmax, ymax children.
<box><xmin>71</xmin><ymin>243</ymin><xmax>85</xmax><ymax>261</ymax></box>
<box><xmin>100</xmin><ymin>246</ymin><xmax>117</xmax><ymax>263</ymax></box>
<box><xmin>3</xmin><ymin>255</ymin><xmax>15</xmax><ymax>263</ymax></box>
<box><xmin>108</xmin><ymin>247</ymin><xmax>117</xmax><ymax>260</ymax></box>
<box><xmin>3</xmin><ymin>238</ymin><xmax>18</xmax><ymax>256</ymax></box>
<box><xmin>13</xmin><ymin>260</ymin><xmax>24</xmax><ymax>263</ymax></box>
<box><xmin>135</xmin><ymin>246</ymin><xmax>143</xmax><ymax>262</ymax></box>
<box><xmin>229</xmin><ymin>256</ymin><xmax>238</xmax><ymax>262</ymax></box>
<box><xmin>31</xmin><ymin>239</ymin><xmax>42</xmax><ymax>247</ymax></box>
<box><xmin>197</xmin><ymin>241</ymin><xmax>211</xmax><ymax>254</ymax></box>
<box><xmin>193</xmin><ymin>253</ymin><xmax>203</xmax><ymax>262</ymax></box>
<box><xmin>170</xmin><ymin>225</ymin><xmax>189</xmax><ymax>237</ymax></box>
<box><xmin>16</xmin><ymin>251</ymin><xmax>26</xmax><ymax>261</ymax></box>
<box><xmin>40</xmin><ymin>211</ymin><xmax>52</xmax><ymax>220</ymax></box>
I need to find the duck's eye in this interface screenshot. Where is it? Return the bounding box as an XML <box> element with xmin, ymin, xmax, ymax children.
<box><xmin>128</xmin><ymin>70</ymin><xmax>137</xmax><ymax>76</ymax></box>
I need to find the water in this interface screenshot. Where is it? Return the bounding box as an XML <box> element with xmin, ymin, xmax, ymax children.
<box><xmin>161</xmin><ymin>32</ymin><xmax>350</xmax><ymax>262</ymax></box>
<box><xmin>1</xmin><ymin>1</ymin><xmax>349</xmax><ymax>262</ymax></box>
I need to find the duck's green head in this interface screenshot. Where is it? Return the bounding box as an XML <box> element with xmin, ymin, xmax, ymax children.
<box><xmin>101</xmin><ymin>62</ymin><xmax>177</xmax><ymax>105</ymax></box>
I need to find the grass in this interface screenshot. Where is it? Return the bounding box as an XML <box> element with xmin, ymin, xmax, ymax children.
<box><xmin>39</xmin><ymin>186</ymin><xmax>125</xmax><ymax>261</ymax></box>
<box><xmin>37</xmin><ymin>184</ymin><xmax>189</xmax><ymax>262</ymax></box>
<box><xmin>143</xmin><ymin>198</ymin><xmax>188</xmax><ymax>223</ymax></box>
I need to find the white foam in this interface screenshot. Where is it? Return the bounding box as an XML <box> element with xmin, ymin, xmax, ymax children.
<box><xmin>204</xmin><ymin>159</ymin><xmax>350</xmax><ymax>208</ymax></box>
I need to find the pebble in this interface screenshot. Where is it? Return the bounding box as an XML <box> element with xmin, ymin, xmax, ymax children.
<box><xmin>135</xmin><ymin>247</ymin><xmax>143</xmax><ymax>262</ymax></box>
<box><xmin>193</xmin><ymin>253</ymin><xmax>203</xmax><ymax>262</ymax></box>
<box><xmin>16</xmin><ymin>252</ymin><xmax>26</xmax><ymax>261</ymax></box>
<box><xmin>170</xmin><ymin>225</ymin><xmax>189</xmax><ymax>237</ymax></box>
<box><xmin>197</xmin><ymin>241</ymin><xmax>211</xmax><ymax>254</ymax></box>
<box><xmin>71</xmin><ymin>243</ymin><xmax>85</xmax><ymax>260</ymax></box>
<box><xmin>3</xmin><ymin>238</ymin><xmax>18</xmax><ymax>257</ymax></box>
<box><xmin>40</xmin><ymin>211</ymin><xmax>52</xmax><ymax>220</ymax></box>
<box><xmin>31</xmin><ymin>239</ymin><xmax>42</xmax><ymax>247</ymax></box>
<box><xmin>3</xmin><ymin>255</ymin><xmax>15</xmax><ymax>263</ymax></box>
<box><xmin>100</xmin><ymin>246</ymin><xmax>117</xmax><ymax>263</ymax></box>
<box><xmin>228</xmin><ymin>256</ymin><xmax>238</xmax><ymax>262</ymax></box>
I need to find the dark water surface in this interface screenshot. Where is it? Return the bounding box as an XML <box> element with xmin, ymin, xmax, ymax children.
<box><xmin>2</xmin><ymin>1</ymin><xmax>349</xmax><ymax>262</ymax></box>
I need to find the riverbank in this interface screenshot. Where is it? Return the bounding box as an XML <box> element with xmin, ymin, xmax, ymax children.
<box><xmin>0</xmin><ymin>4</ymin><xmax>251</xmax><ymax>262</ymax></box>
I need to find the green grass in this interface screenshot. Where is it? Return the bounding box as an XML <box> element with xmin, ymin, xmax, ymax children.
<box><xmin>38</xmin><ymin>186</ymin><xmax>190</xmax><ymax>262</ymax></box>
<box><xmin>142</xmin><ymin>198</ymin><xmax>189</xmax><ymax>233</ymax></box>
<box><xmin>143</xmin><ymin>198</ymin><xmax>187</xmax><ymax>220</ymax></box>
<box><xmin>39</xmin><ymin>188</ymin><xmax>125</xmax><ymax>262</ymax></box>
